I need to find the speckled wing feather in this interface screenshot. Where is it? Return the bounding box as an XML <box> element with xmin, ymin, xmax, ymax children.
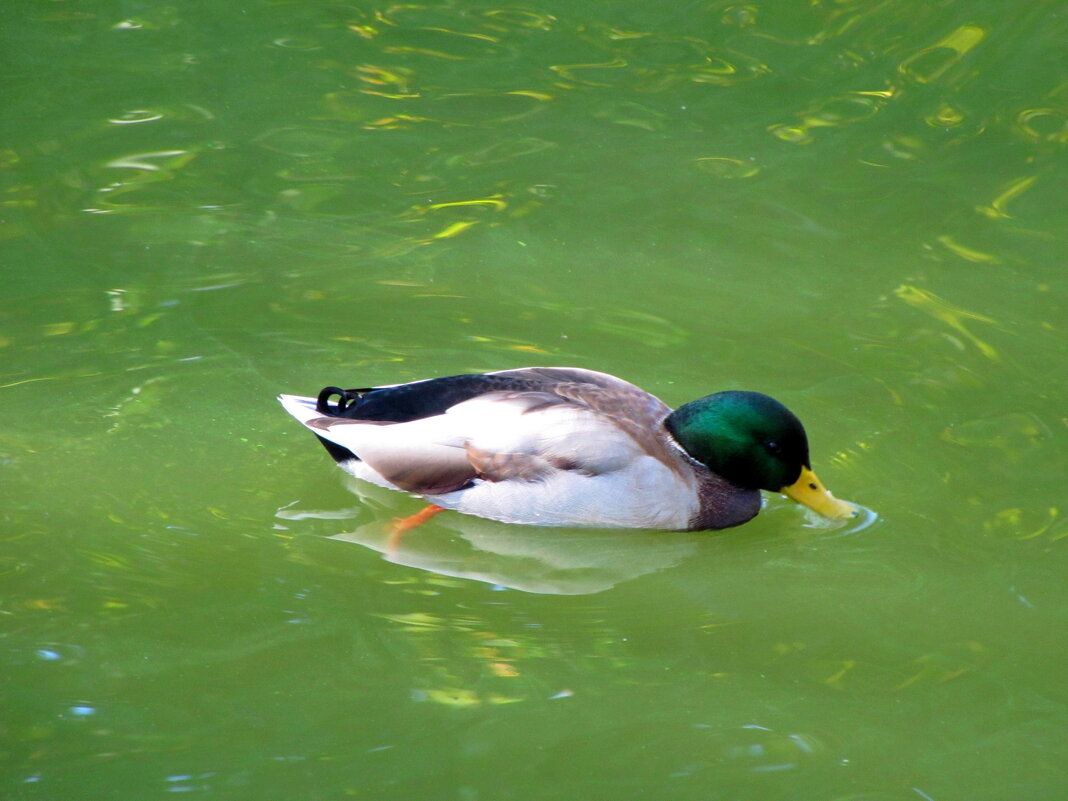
<box><xmin>530</xmin><ymin>374</ymin><xmax>683</xmax><ymax>476</ymax></box>
<box><xmin>461</xmin><ymin>368</ymin><xmax>684</xmax><ymax>479</ymax></box>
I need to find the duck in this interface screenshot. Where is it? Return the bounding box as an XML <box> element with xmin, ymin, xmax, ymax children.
<box><xmin>278</xmin><ymin>366</ymin><xmax>857</xmax><ymax>531</ymax></box>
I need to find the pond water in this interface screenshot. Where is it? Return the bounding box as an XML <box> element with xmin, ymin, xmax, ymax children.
<box><xmin>3</xmin><ymin>1</ymin><xmax>1066</xmax><ymax>799</ymax></box>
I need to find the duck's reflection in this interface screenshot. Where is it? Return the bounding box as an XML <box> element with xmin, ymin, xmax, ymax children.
<box><xmin>277</xmin><ymin>479</ymin><xmax>699</xmax><ymax>595</ymax></box>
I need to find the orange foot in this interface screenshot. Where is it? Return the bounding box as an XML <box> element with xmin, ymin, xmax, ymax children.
<box><xmin>386</xmin><ymin>504</ymin><xmax>445</xmax><ymax>553</ymax></box>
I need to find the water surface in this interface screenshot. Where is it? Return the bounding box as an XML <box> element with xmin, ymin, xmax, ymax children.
<box><xmin>2</xmin><ymin>1</ymin><xmax>1066</xmax><ymax>799</ymax></box>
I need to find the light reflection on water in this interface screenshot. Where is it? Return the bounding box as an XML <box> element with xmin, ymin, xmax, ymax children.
<box><xmin>2</xmin><ymin>0</ymin><xmax>1067</xmax><ymax>798</ymax></box>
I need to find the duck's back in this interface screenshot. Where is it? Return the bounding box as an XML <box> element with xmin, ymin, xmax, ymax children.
<box><xmin>317</xmin><ymin>367</ymin><xmax>669</xmax><ymax>426</ymax></box>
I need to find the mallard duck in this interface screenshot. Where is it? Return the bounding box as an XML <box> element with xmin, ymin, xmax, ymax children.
<box><xmin>278</xmin><ymin>367</ymin><xmax>856</xmax><ymax>531</ymax></box>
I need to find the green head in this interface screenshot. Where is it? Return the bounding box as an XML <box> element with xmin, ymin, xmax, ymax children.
<box><xmin>664</xmin><ymin>391</ymin><xmax>810</xmax><ymax>491</ymax></box>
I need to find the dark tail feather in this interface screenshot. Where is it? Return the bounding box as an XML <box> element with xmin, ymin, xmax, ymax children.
<box><xmin>315</xmin><ymin>434</ymin><xmax>359</xmax><ymax>464</ymax></box>
<box><xmin>316</xmin><ymin>386</ymin><xmax>370</xmax><ymax>416</ymax></box>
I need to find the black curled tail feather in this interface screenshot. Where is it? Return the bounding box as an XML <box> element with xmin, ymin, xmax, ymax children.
<box><xmin>316</xmin><ymin>386</ymin><xmax>371</xmax><ymax>416</ymax></box>
<box><xmin>311</xmin><ymin>386</ymin><xmax>372</xmax><ymax>463</ymax></box>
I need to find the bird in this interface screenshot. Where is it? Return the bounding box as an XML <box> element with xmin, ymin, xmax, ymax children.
<box><xmin>278</xmin><ymin>366</ymin><xmax>857</xmax><ymax>532</ymax></box>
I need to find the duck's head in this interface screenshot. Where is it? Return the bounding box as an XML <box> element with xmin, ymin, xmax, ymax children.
<box><xmin>665</xmin><ymin>390</ymin><xmax>856</xmax><ymax>520</ymax></box>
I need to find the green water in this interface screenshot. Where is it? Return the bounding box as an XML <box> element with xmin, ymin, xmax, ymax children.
<box><xmin>3</xmin><ymin>0</ymin><xmax>1067</xmax><ymax>798</ymax></box>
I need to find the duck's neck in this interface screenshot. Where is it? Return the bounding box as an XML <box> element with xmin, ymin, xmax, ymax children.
<box><xmin>687</xmin><ymin>472</ymin><xmax>762</xmax><ymax>531</ymax></box>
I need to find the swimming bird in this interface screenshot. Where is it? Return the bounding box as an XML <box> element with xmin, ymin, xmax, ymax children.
<box><xmin>278</xmin><ymin>367</ymin><xmax>856</xmax><ymax>531</ymax></box>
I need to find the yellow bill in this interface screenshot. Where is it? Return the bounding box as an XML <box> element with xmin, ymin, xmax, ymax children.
<box><xmin>780</xmin><ymin>466</ymin><xmax>857</xmax><ymax>520</ymax></box>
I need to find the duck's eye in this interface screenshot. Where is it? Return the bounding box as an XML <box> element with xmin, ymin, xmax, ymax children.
<box><xmin>764</xmin><ymin>441</ymin><xmax>782</xmax><ymax>456</ymax></box>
